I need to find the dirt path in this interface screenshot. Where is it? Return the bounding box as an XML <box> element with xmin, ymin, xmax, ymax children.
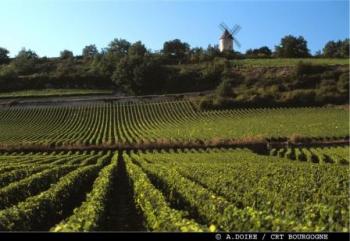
<box><xmin>105</xmin><ymin>151</ymin><xmax>145</xmax><ymax>231</ymax></box>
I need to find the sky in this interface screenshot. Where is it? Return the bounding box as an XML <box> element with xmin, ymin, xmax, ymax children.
<box><xmin>0</xmin><ymin>0</ymin><xmax>348</xmax><ymax>57</ymax></box>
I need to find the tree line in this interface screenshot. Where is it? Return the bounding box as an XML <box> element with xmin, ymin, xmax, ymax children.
<box><xmin>0</xmin><ymin>35</ymin><xmax>349</xmax><ymax>95</ymax></box>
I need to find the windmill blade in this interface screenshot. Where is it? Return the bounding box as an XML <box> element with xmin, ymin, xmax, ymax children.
<box><xmin>219</xmin><ymin>23</ymin><xmax>226</xmax><ymax>31</ymax></box>
<box><xmin>230</xmin><ymin>24</ymin><xmax>241</xmax><ymax>35</ymax></box>
<box><xmin>233</xmin><ymin>38</ymin><xmax>241</xmax><ymax>48</ymax></box>
<box><xmin>219</xmin><ymin>22</ymin><xmax>229</xmax><ymax>31</ymax></box>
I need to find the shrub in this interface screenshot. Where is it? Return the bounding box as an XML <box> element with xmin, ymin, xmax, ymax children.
<box><xmin>216</xmin><ymin>79</ymin><xmax>233</xmax><ymax>97</ymax></box>
<box><xmin>0</xmin><ymin>65</ymin><xmax>19</xmax><ymax>91</ymax></box>
<box><xmin>280</xmin><ymin>90</ymin><xmax>316</xmax><ymax>105</ymax></box>
<box><xmin>337</xmin><ymin>72</ymin><xmax>349</xmax><ymax>93</ymax></box>
<box><xmin>199</xmin><ymin>96</ymin><xmax>214</xmax><ymax>110</ymax></box>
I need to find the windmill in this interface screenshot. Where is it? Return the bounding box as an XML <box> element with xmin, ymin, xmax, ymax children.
<box><xmin>219</xmin><ymin>22</ymin><xmax>241</xmax><ymax>52</ymax></box>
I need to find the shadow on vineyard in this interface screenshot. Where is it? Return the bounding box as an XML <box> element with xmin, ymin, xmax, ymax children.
<box><xmin>105</xmin><ymin>151</ymin><xmax>145</xmax><ymax>231</ymax></box>
<box><xmin>268</xmin><ymin>146</ymin><xmax>350</xmax><ymax>165</ymax></box>
<box><xmin>38</xmin><ymin>171</ymin><xmax>98</xmax><ymax>231</ymax></box>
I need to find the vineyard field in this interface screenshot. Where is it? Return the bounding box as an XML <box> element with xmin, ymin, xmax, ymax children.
<box><xmin>0</xmin><ymin>100</ymin><xmax>348</xmax><ymax>148</ymax></box>
<box><xmin>0</xmin><ymin>148</ymin><xmax>348</xmax><ymax>231</ymax></box>
<box><xmin>0</xmin><ymin>99</ymin><xmax>348</xmax><ymax>232</ymax></box>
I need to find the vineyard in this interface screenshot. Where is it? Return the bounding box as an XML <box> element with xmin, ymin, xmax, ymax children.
<box><xmin>0</xmin><ymin>148</ymin><xmax>348</xmax><ymax>231</ymax></box>
<box><xmin>0</xmin><ymin>100</ymin><xmax>348</xmax><ymax>148</ymax></box>
<box><xmin>0</xmin><ymin>99</ymin><xmax>348</xmax><ymax>231</ymax></box>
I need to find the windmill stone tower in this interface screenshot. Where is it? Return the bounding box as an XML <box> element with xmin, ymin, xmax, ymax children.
<box><xmin>219</xmin><ymin>29</ymin><xmax>233</xmax><ymax>52</ymax></box>
<box><xmin>219</xmin><ymin>23</ymin><xmax>241</xmax><ymax>52</ymax></box>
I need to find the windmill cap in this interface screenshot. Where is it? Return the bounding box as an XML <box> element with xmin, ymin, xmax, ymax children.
<box><xmin>220</xmin><ymin>29</ymin><xmax>233</xmax><ymax>40</ymax></box>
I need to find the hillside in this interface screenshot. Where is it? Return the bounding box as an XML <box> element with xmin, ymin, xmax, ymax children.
<box><xmin>1</xmin><ymin>57</ymin><xmax>349</xmax><ymax>109</ymax></box>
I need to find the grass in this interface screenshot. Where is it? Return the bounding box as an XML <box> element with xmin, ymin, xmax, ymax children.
<box><xmin>0</xmin><ymin>89</ymin><xmax>113</xmax><ymax>99</ymax></box>
<box><xmin>232</xmin><ymin>58</ymin><xmax>349</xmax><ymax>67</ymax></box>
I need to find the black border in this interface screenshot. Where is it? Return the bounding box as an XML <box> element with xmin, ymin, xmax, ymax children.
<box><xmin>0</xmin><ymin>232</ymin><xmax>348</xmax><ymax>241</ymax></box>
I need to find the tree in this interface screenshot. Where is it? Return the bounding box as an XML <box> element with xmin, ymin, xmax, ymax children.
<box><xmin>323</xmin><ymin>41</ymin><xmax>340</xmax><ymax>57</ymax></box>
<box><xmin>0</xmin><ymin>47</ymin><xmax>10</xmax><ymax>65</ymax></box>
<box><xmin>258</xmin><ymin>46</ymin><xmax>272</xmax><ymax>57</ymax></box>
<box><xmin>112</xmin><ymin>55</ymin><xmax>164</xmax><ymax>95</ymax></box>
<box><xmin>128</xmin><ymin>41</ymin><xmax>147</xmax><ymax>56</ymax></box>
<box><xmin>275</xmin><ymin>35</ymin><xmax>310</xmax><ymax>58</ymax></box>
<box><xmin>16</xmin><ymin>48</ymin><xmax>38</xmax><ymax>59</ymax></box>
<box><xmin>323</xmin><ymin>39</ymin><xmax>349</xmax><ymax>58</ymax></box>
<box><xmin>82</xmin><ymin>44</ymin><xmax>98</xmax><ymax>60</ymax></box>
<box><xmin>12</xmin><ymin>48</ymin><xmax>38</xmax><ymax>74</ymax></box>
<box><xmin>340</xmin><ymin>39</ymin><xmax>350</xmax><ymax>58</ymax></box>
<box><xmin>245</xmin><ymin>46</ymin><xmax>272</xmax><ymax>58</ymax></box>
<box><xmin>60</xmin><ymin>50</ymin><xmax>74</xmax><ymax>59</ymax></box>
<box><xmin>98</xmin><ymin>38</ymin><xmax>131</xmax><ymax>75</ymax></box>
<box><xmin>107</xmin><ymin>38</ymin><xmax>131</xmax><ymax>56</ymax></box>
<box><xmin>162</xmin><ymin>39</ymin><xmax>190</xmax><ymax>63</ymax></box>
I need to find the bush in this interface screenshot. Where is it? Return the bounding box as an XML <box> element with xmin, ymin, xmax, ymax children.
<box><xmin>216</xmin><ymin>79</ymin><xmax>232</xmax><ymax>97</ymax></box>
<box><xmin>245</xmin><ymin>46</ymin><xmax>272</xmax><ymax>58</ymax></box>
<box><xmin>280</xmin><ymin>90</ymin><xmax>316</xmax><ymax>105</ymax></box>
<box><xmin>315</xmin><ymin>88</ymin><xmax>348</xmax><ymax>104</ymax></box>
<box><xmin>337</xmin><ymin>72</ymin><xmax>349</xmax><ymax>93</ymax></box>
<box><xmin>202</xmin><ymin>62</ymin><xmax>225</xmax><ymax>88</ymax></box>
<box><xmin>199</xmin><ymin>96</ymin><xmax>214</xmax><ymax>110</ymax></box>
<box><xmin>0</xmin><ymin>65</ymin><xmax>19</xmax><ymax>91</ymax></box>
